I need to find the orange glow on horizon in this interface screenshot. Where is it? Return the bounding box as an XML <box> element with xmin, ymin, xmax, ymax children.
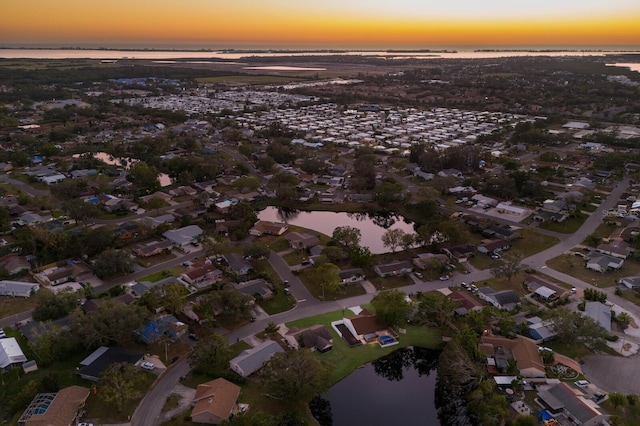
<box><xmin>1</xmin><ymin>1</ymin><xmax>639</xmax><ymax>48</ymax></box>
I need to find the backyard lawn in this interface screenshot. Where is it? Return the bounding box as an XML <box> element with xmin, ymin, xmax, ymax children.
<box><xmin>286</xmin><ymin>307</ymin><xmax>442</xmax><ymax>383</ymax></box>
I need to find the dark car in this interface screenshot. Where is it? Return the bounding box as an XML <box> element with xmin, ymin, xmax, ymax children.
<box><xmin>188</xmin><ymin>333</ymin><xmax>199</xmax><ymax>341</ymax></box>
<box><xmin>284</xmin><ymin>280</ymin><xmax>290</xmax><ymax>287</ymax></box>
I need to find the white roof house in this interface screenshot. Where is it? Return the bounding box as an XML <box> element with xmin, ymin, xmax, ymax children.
<box><xmin>0</xmin><ymin>280</ymin><xmax>40</xmax><ymax>298</ymax></box>
<box><xmin>0</xmin><ymin>337</ymin><xmax>27</xmax><ymax>369</ymax></box>
<box><xmin>162</xmin><ymin>225</ymin><xmax>203</xmax><ymax>247</ymax></box>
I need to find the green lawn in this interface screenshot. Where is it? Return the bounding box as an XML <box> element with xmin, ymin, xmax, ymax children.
<box><xmin>547</xmin><ymin>254</ymin><xmax>640</xmax><ymax>288</ymax></box>
<box><xmin>509</xmin><ymin>229</ymin><xmax>559</xmax><ymax>257</ymax></box>
<box><xmin>586</xmin><ymin>222</ymin><xmax>620</xmax><ymax>244</ymax></box>
<box><xmin>286</xmin><ymin>308</ymin><xmax>442</xmax><ymax>383</ymax></box>
<box><xmin>283</xmin><ymin>251</ymin><xmax>308</xmax><ymax>266</ymax></box>
<box><xmin>259</xmin><ymin>290</ymin><xmax>296</xmax><ymax>315</ymax></box>
<box><xmin>296</xmin><ymin>268</ymin><xmax>367</xmax><ymax>300</ymax></box>
<box><xmin>539</xmin><ymin>215</ymin><xmax>587</xmax><ymax>234</ymax></box>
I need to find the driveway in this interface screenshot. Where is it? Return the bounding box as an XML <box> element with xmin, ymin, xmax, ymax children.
<box><xmin>360</xmin><ymin>280</ymin><xmax>377</xmax><ymax>294</ymax></box>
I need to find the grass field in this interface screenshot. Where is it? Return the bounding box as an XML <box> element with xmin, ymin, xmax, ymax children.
<box><xmin>509</xmin><ymin>229</ymin><xmax>559</xmax><ymax>257</ymax></box>
<box><xmin>0</xmin><ymin>296</ymin><xmax>37</xmax><ymax>319</ymax></box>
<box><xmin>539</xmin><ymin>215</ymin><xmax>587</xmax><ymax>234</ymax></box>
<box><xmin>546</xmin><ymin>254</ymin><xmax>640</xmax><ymax>288</ymax></box>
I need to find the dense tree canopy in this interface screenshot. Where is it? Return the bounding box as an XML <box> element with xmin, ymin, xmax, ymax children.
<box><xmin>260</xmin><ymin>349</ymin><xmax>331</xmax><ymax>402</ymax></box>
<box><xmin>371</xmin><ymin>289</ymin><xmax>412</xmax><ymax>329</ymax></box>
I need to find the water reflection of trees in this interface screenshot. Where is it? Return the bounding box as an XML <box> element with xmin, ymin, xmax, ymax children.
<box><xmin>372</xmin><ymin>346</ymin><xmax>439</xmax><ymax>382</ymax></box>
<box><xmin>346</xmin><ymin>212</ymin><xmax>400</xmax><ymax>228</ymax></box>
<box><xmin>276</xmin><ymin>207</ymin><xmax>300</xmax><ymax>222</ymax></box>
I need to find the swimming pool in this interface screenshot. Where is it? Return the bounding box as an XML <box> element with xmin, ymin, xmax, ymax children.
<box><xmin>379</xmin><ymin>335</ymin><xmax>396</xmax><ymax>345</ymax></box>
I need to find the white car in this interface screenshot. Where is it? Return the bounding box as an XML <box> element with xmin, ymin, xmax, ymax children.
<box><xmin>141</xmin><ymin>362</ymin><xmax>155</xmax><ymax>371</ymax></box>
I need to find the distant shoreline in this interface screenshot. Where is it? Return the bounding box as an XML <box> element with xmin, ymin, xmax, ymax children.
<box><xmin>0</xmin><ymin>46</ymin><xmax>637</xmax><ymax>54</ymax></box>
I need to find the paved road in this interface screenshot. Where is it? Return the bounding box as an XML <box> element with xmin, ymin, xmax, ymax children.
<box><xmin>0</xmin><ymin>174</ymin><xmax>50</xmax><ymax>198</ymax></box>
<box><xmin>131</xmin><ymin>357</ymin><xmax>191</xmax><ymax>426</ymax></box>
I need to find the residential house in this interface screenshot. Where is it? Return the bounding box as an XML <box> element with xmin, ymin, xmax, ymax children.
<box><xmin>596</xmin><ymin>240</ymin><xmax>633</xmax><ymax>259</ymax></box>
<box><xmin>342</xmin><ymin>309</ymin><xmax>387</xmax><ymax>344</ymax></box>
<box><xmin>412</xmin><ymin>253</ymin><xmax>449</xmax><ymax>270</ymax></box>
<box><xmin>477</xmin><ymin>239</ymin><xmax>510</xmax><ymax>255</ymax></box>
<box><xmin>483</xmin><ymin>225</ymin><xmax>520</xmax><ymax>241</ymax></box>
<box><xmin>373</xmin><ymin>260</ymin><xmax>413</xmax><ymax>277</ymax></box>
<box><xmin>0</xmin><ymin>280</ymin><xmax>39</xmax><ymax>298</ymax></box>
<box><xmin>284</xmin><ymin>324</ymin><xmax>333</xmax><ymax>352</ymax></box>
<box><xmin>0</xmin><ymin>337</ymin><xmax>27</xmax><ymax>370</ymax></box>
<box><xmin>479</xmin><ymin>335</ymin><xmax>545</xmax><ymax>378</ymax></box>
<box><xmin>181</xmin><ymin>262</ymin><xmax>222</xmax><ymax>287</ymax></box>
<box><xmin>442</xmin><ymin>243</ymin><xmax>475</xmax><ymax>263</ymax></box>
<box><xmin>583</xmin><ymin>301</ymin><xmax>611</xmax><ymax>333</ymax></box>
<box><xmin>249</xmin><ymin>220</ymin><xmax>288</xmax><ymax>237</ymax></box>
<box><xmin>526</xmin><ymin>316</ymin><xmax>557</xmax><ymax>342</ymax></box>
<box><xmin>82</xmin><ymin>293</ymin><xmax>135</xmax><ymax>314</ymax></box>
<box><xmin>620</xmin><ymin>275</ymin><xmax>640</xmax><ymax>290</ymax></box>
<box><xmin>77</xmin><ymin>346</ymin><xmax>144</xmax><ymax>381</ymax></box>
<box><xmin>229</xmin><ymin>340</ymin><xmax>284</xmax><ymax>378</ymax></box>
<box><xmin>448</xmin><ymin>290</ymin><xmax>484</xmax><ymax>314</ymax></box>
<box><xmin>168</xmin><ymin>186</ymin><xmax>197</xmax><ymax>197</ymax></box>
<box><xmin>224</xmin><ymin>253</ymin><xmax>252</xmax><ymax>276</ymax></box>
<box><xmin>139</xmin><ymin>191</ymin><xmax>172</xmax><ymax>204</ymax></box>
<box><xmin>285</xmin><ymin>232</ymin><xmax>320</xmax><ymax>250</ymax></box>
<box><xmin>190</xmin><ymin>378</ymin><xmax>241</xmax><ymax>425</ymax></box>
<box><xmin>524</xmin><ymin>275</ymin><xmax>568</xmax><ymax>298</ymax></box>
<box><xmin>115</xmin><ymin>222</ymin><xmax>140</xmax><ymax>240</ymax></box>
<box><xmin>140</xmin><ymin>213</ymin><xmax>176</xmax><ymax>229</ymax></box>
<box><xmin>538</xmin><ymin>382</ymin><xmax>607</xmax><ymax>426</ymax></box>
<box><xmin>338</xmin><ymin>268</ymin><xmax>365</xmax><ymax>285</ymax></box>
<box><xmin>21</xmin><ymin>317</ymin><xmax>72</xmax><ymax>345</ymax></box>
<box><xmin>162</xmin><ymin>225</ymin><xmax>203</xmax><ymax>247</ymax></box>
<box><xmin>133</xmin><ymin>240</ymin><xmax>173</xmax><ymax>258</ymax></box>
<box><xmin>477</xmin><ymin>287</ymin><xmax>520</xmax><ymax>311</ymax></box>
<box><xmin>134</xmin><ymin>315</ymin><xmax>188</xmax><ymax>344</ymax></box>
<box><xmin>232</xmin><ymin>279</ymin><xmax>273</xmax><ymax>300</ymax></box>
<box><xmin>585</xmin><ymin>252</ymin><xmax>624</xmax><ymax>273</ymax></box>
<box><xmin>18</xmin><ymin>386</ymin><xmax>90</xmax><ymax>426</ymax></box>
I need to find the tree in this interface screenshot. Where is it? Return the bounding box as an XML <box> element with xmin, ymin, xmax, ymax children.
<box><xmin>381</xmin><ymin>228</ymin><xmax>405</xmax><ymax>253</ymax></box>
<box><xmin>609</xmin><ymin>392</ymin><xmax>626</xmax><ymax>409</ymax></box>
<box><xmin>544</xmin><ymin>307</ymin><xmax>609</xmax><ymax>350</ymax></box>
<box><xmin>490</xmin><ymin>255</ymin><xmax>523</xmax><ymax>283</ymax></box>
<box><xmin>260</xmin><ymin>349</ymin><xmax>331</xmax><ymax>402</ymax></box>
<box><xmin>413</xmin><ymin>291</ymin><xmax>458</xmax><ymax>331</ymax></box>
<box><xmin>198</xmin><ymin>285</ymin><xmax>253</xmax><ymax>323</ymax></box>
<box><xmin>30</xmin><ymin>323</ymin><xmax>80</xmax><ymax>367</ymax></box>
<box><xmin>374</xmin><ymin>181</ymin><xmax>405</xmax><ymax>207</ymax></box>
<box><xmin>371</xmin><ymin>289</ymin><xmax>412</xmax><ymax>329</ymax></box>
<box><xmin>157</xmin><ymin>282</ymin><xmax>189</xmax><ymax>315</ymax></box>
<box><xmin>615</xmin><ymin>311</ymin><xmax>631</xmax><ymax>330</ymax></box>
<box><xmin>350</xmin><ymin>246</ymin><xmax>373</xmax><ymax>268</ymax></box>
<box><xmin>188</xmin><ymin>333</ymin><xmax>232</xmax><ymax>374</ymax></box>
<box><xmin>92</xmin><ymin>249</ymin><xmax>134</xmax><ymax>279</ymax></box>
<box><xmin>99</xmin><ymin>362</ymin><xmax>144</xmax><ymax>412</ymax></box>
<box><xmin>32</xmin><ymin>288</ymin><xmax>80</xmax><ymax>322</ymax></box>
<box><xmin>71</xmin><ymin>301</ymin><xmax>148</xmax><ymax>348</ymax></box>
<box><xmin>243</xmin><ymin>244</ymin><xmax>270</xmax><ymax>260</ymax></box>
<box><xmin>332</xmin><ymin>226</ymin><xmax>361</xmax><ymax>249</ymax></box>
<box><xmin>315</xmin><ymin>263</ymin><xmax>341</xmax><ymax>300</ymax></box>
<box><xmin>232</xmin><ymin>175</ymin><xmax>261</xmax><ymax>193</ymax></box>
<box><xmin>401</xmin><ymin>233</ymin><xmax>416</xmax><ymax>253</ymax></box>
<box><xmin>128</xmin><ymin>161</ymin><xmax>160</xmax><ymax>193</ymax></box>
<box><xmin>63</xmin><ymin>198</ymin><xmax>100</xmax><ymax>223</ymax></box>
<box><xmin>321</xmin><ymin>246</ymin><xmax>347</xmax><ymax>263</ymax></box>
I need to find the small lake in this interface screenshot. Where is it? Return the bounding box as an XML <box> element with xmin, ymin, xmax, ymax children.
<box><xmin>317</xmin><ymin>347</ymin><xmax>440</xmax><ymax>426</ymax></box>
<box><xmin>257</xmin><ymin>207</ymin><xmax>415</xmax><ymax>254</ymax></box>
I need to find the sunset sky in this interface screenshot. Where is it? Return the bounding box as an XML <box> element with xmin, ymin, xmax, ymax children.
<box><xmin>2</xmin><ymin>0</ymin><xmax>640</xmax><ymax>49</ymax></box>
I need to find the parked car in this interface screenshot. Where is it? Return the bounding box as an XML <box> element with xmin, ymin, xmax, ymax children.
<box><xmin>439</xmin><ymin>275</ymin><xmax>449</xmax><ymax>281</ymax></box>
<box><xmin>575</xmin><ymin>380</ymin><xmax>590</xmax><ymax>388</ymax></box>
<box><xmin>470</xmin><ymin>284</ymin><xmax>479</xmax><ymax>292</ymax></box>
<box><xmin>461</xmin><ymin>282</ymin><xmax>469</xmax><ymax>289</ymax></box>
<box><xmin>491</xmin><ymin>254</ymin><xmax>501</xmax><ymax>260</ymax></box>
<box><xmin>141</xmin><ymin>362</ymin><xmax>155</xmax><ymax>371</ymax></box>
<box><xmin>283</xmin><ymin>280</ymin><xmax>290</xmax><ymax>287</ymax></box>
<box><xmin>414</xmin><ymin>272</ymin><xmax>423</xmax><ymax>279</ymax></box>
<box><xmin>188</xmin><ymin>333</ymin><xmax>199</xmax><ymax>341</ymax></box>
